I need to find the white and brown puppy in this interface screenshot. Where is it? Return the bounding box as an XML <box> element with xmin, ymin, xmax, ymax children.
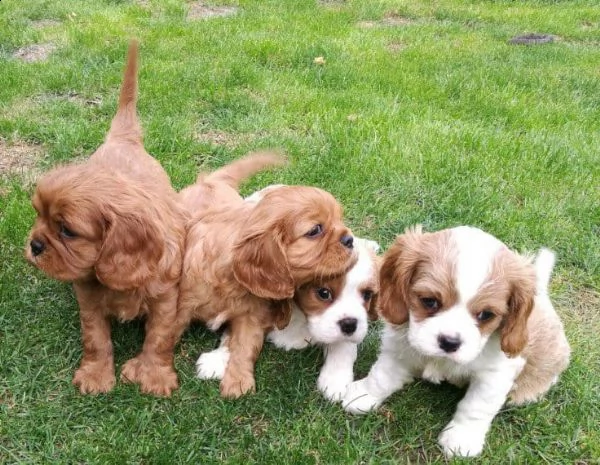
<box><xmin>267</xmin><ymin>237</ymin><xmax>379</xmax><ymax>401</ymax></box>
<box><xmin>343</xmin><ymin>226</ymin><xmax>570</xmax><ymax>457</ymax></box>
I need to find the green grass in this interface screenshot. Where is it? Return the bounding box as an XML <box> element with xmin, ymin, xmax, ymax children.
<box><xmin>1</xmin><ymin>0</ymin><xmax>599</xmax><ymax>463</ymax></box>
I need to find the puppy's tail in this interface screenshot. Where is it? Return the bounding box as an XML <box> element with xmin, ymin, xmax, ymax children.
<box><xmin>202</xmin><ymin>151</ymin><xmax>287</xmax><ymax>190</ymax></box>
<box><xmin>534</xmin><ymin>248</ymin><xmax>556</xmax><ymax>295</ymax></box>
<box><xmin>106</xmin><ymin>40</ymin><xmax>143</xmax><ymax>144</ymax></box>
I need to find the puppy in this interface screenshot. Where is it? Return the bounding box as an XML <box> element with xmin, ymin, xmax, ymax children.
<box><xmin>267</xmin><ymin>236</ymin><xmax>380</xmax><ymax>401</ymax></box>
<box><xmin>178</xmin><ymin>162</ymin><xmax>357</xmax><ymax>398</ymax></box>
<box><xmin>343</xmin><ymin>226</ymin><xmax>570</xmax><ymax>457</ymax></box>
<box><xmin>25</xmin><ymin>41</ymin><xmax>186</xmax><ymax>396</ymax></box>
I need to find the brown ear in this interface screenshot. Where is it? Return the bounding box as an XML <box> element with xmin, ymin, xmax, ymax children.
<box><xmin>232</xmin><ymin>229</ymin><xmax>294</xmax><ymax>300</ymax></box>
<box><xmin>378</xmin><ymin>226</ymin><xmax>424</xmax><ymax>325</ymax></box>
<box><xmin>501</xmin><ymin>257</ymin><xmax>536</xmax><ymax>357</ymax></box>
<box><xmin>367</xmin><ymin>292</ymin><xmax>379</xmax><ymax>321</ymax></box>
<box><xmin>95</xmin><ymin>206</ymin><xmax>163</xmax><ymax>291</ymax></box>
<box><xmin>271</xmin><ymin>299</ymin><xmax>293</xmax><ymax>330</ymax></box>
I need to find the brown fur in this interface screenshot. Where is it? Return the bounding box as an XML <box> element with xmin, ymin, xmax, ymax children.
<box><xmin>25</xmin><ymin>41</ymin><xmax>186</xmax><ymax>396</ymax></box>
<box><xmin>178</xmin><ymin>160</ymin><xmax>356</xmax><ymax>398</ymax></box>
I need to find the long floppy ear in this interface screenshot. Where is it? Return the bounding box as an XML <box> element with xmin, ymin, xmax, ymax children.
<box><xmin>95</xmin><ymin>205</ymin><xmax>164</xmax><ymax>291</ymax></box>
<box><xmin>367</xmin><ymin>292</ymin><xmax>379</xmax><ymax>321</ymax></box>
<box><xmin>378</xmin><ymin>226</ymin><xmax>424</xmax><ymax>325</ymax></box>
<box><xmin>232</xmin><ymin>227</ymin><xmax>294</xmax><ymax>300</ymax></box>
<box><xmin>501</xmin><ymin>254</ymin><xmax>536</xmax><ymax>357</ymax></box>
<box><xmin>271</xmin><ymin>299</ymin><xmax>293</xmax><ymax>330</ymax></box>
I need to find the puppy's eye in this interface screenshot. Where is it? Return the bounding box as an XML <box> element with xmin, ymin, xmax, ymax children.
<box><xmin>60</xmin><ymin>223</ymin><xmax>77</xmax><ymax>239</ymax></box>
<box><xmin>305</xmin><ymin>224</ymin><xmax>323</xmax><ymax>238</ymax></box>
<box><xmin>420</xmin><ymin>297</ymin><xmax>440</xmax><ymax>312</ymax></box>
<box><xmin>315</xmin><ymin>287</ymin><xmax>333</xmax><ymax>301</ymax></box>
<box><xmin>361</xmin><ymin>290</ymin><xmax>373</xmax><ymax>301</ymax></box>
<box><xmin>476</xmin><ymin>310</ymin><xmax>495</xmax><ymax>322</ymax></box>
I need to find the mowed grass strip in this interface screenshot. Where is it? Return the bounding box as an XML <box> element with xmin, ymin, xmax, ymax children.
<box><xmin>1</xmin><ymin>0</ymin><xmax>598</xmax><ymax>463</ymax></box>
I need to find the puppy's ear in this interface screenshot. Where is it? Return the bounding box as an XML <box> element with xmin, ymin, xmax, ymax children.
<box><xmin>95</xmin><ymin>203</ymin><xmax>164</xmax><ymax>291</ymax></box>
<box><xmin>378</xmin><ymin>226</ymin><xmax>423</xmax><ymax>325</ymax></box>
<box><xmin>501</xmin><ymin>255</ymin><xmax>536</xmax><ymax>357</ymax></box>
<box><xmin>367</xmin><ymin>292</ymin><xmax>379</xmax><ymax>321</ymax></box>
<box><xmin>271</xmin><ymin>299</ymin><xmax>293</xmax><ymax>330</ymax></box>
<box><xmin>233</xmin><ymin>227</ymin><xmax>294</xmax><ymax>300</ymax></box>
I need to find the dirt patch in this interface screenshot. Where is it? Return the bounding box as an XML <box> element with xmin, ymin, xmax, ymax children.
<box><xmin>13</xmin><ymin>43</ymin><xmax>56</xmax><ymax>63</ymax></box>
<box><xmin>0</xmin><ymin>139</ymin><xmax>44</xmax><ymax>185</ymax></box>
<box><xmin>387</xmin><ymin>41</ymin><xmax>406</xmax><ymax>53</ymax></box>
<box><xmin>187</xmin><ymin>2</ymin><xmax>238</xmax><ymax>20</ymax></box>
<box><xmin>31</xmin><ymin>19</ymin><xmax>61</xmax><ymax>29</ymax></box>
<box><xmin>358</xmin><ymin>12</ymin><xmax>415</xmax><ymax>29</ymax></box>
<box><xmin>194</xmin><ymin>129</ymin><xmax>259</xmax><ymax>149</ymax></box>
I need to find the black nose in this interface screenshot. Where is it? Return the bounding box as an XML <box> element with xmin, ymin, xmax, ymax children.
<box><xmin>338</xmin><ymin>317</ymin><xmax>358</xmax><ymax>335</ymax></box>
<box><xmin>438</xmin><ymin>334</ymin><xmax>462</xmax><ymax>353</ymax></box>
<box><xmin>30</xmin><ymin>239</ymin><xmax>45</xmax><ymax>257</ymax></box>
<box><xmin>340</xmin><ymin>234</ymin><xmax>354</xmax><ymax>249</ymax></box>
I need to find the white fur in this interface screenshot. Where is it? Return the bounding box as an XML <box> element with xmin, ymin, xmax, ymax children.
<box><xmin>268</xmin><ymin>236</ymin><xmax>379</xmax><ymax>402</ymax></box>
<box><xmin>196</xmin><ymin>333</ymin><xmax>230</xmax><ymax>380</ymax></box>
<box><xmin>343</xmin><ymin>227</ymin><xmax>538</xmax><ymax>458</ymax></box>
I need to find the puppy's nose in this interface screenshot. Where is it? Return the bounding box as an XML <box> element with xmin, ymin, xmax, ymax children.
<box><xmin>30</xmin><ymin>239</ymin><xmax>46</xmax><ymax>257</ymax></box>
<box><xmin>338</xmin><ymin>317</ymin><xmax>358</xmax><ymax>335</ymax></box>
<box><xmin>438</xmin><ymin>334</ymin><xmax>462</xmax><ymax>353</ymax></box>
<box><xmin>340</xmin><ymin>234</ymin><xmax>354</xmax><ymax>249</ymax></box>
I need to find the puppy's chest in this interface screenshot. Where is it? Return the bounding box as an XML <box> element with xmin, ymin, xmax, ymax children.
<box><xmin>105</xmin><ymin>291</ymin><xmax>145</xmax><ymax>321</ymax></box>
<box><xmin>420</xmin><ymin>360</ymin><xmax>471</xmax><ymax>387</ymax></box>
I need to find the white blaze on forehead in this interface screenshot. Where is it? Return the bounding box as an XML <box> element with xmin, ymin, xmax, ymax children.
<box><xmin>452</xmin><ymin>226</ymin><xmax>505</xmax><ymax>302</ymax></box>
<box><xmin>342</xmin><ymin>238</ymin><xmax>376</xmax><ymax>297</ymax></box>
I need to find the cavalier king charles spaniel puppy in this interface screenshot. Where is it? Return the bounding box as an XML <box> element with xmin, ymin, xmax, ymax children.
<box><xmin>25</xmin><ymin>41</ymin><xmax>186</xmax><ymax>396</ymax></box>
<box><xmin>343</xmin><ymin>225</ymin><xmax>570</xmax><ymax>457</ymax></box>
<box><xmin>178</xmin><ymin>162</ymin><xmax>357</xmax><ymax>398</ymax></box>
<box><xmin>266</xmin><ymin>235</ymin><xmax>380</xmax><ymax>401</ymax></box>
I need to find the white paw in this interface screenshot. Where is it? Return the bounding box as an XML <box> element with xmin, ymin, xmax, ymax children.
<box><xmin>195</xmin><ymin>347</ymin><xmax>230</xmax><ymax>380</ymax></box>
<box><xmin>342</xmin><ymin>379</ymin><xmax>382</xmax><ymax>414</ymax></box>
<box><xmin>438</xmin><ymin>420</ymin><xmax>486</xmax><ymax>457</ymax></box>
<box><xmin>267</xmin><ymin>331</ymin><xmax>311</xmax><ymax>350</ymax></box>
<box><xmin>318</xmin><ymin>369</ymin><xmax>352</xmax><ymax>402</ymax></box>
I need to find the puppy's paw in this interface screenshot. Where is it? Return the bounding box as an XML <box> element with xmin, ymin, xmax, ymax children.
<box><xmin>73</xmin><ymin>362</ymin><xmax>116</xmax><ymax>395</ymax></box>
<box><xmin>121</xmin><ymin>356</ymin><xmax>178</xmax><ymax>397</ymax></box>
<box><xmin>342</xmin><ymin>379</ymin><xmax>382</xmax><ymax>414</ymax></box>
<box><xmin>196</xmin><ymin>347</ymin><xmax>230</xmax><ymax>380</ymax></box>
<box><xmin>438</xmin><ymin>420</ymin><xmax>486</xmax><ymax>458</ymax></box>
<box><xmin>267</xmin><ymin>330</ymin><xmax>311</xmax><ymax>350</ymax></box>
<box><xmin>318</xmin><ymin>368</ymin><xmax>352</xmax><ymax>402</ymax></box>
<box><xmin>220</xmin><ymin>373</ymin><xmax>256</xmax><ymax>399</ymax></box>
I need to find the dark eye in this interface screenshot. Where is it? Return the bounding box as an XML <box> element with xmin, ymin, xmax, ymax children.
<box><xmin>60</xmin><ymin>222</ymin><xmax>76</xmax><ymax>239</ymax></box>
<box><xmin>420</xmin><ymin>297</ymin><xmax>440</xmax><ymax>312</ymax></box>
<box><xmin>305</xmin><ymin>224</ymin><xmax>323</xmax><ymax>238</ymax></box>
<box><xmin>315</xmin><ymin>287</ymin><xmax>333</xmax><ymax>301</ymax></box>
<box><xmin>362</xmin><ymin>290</ymin><xmax>373</xmax><ymax>301</ymax></box>
<box><xmin>476</xmin><ymin>310</ymin><xmax>495</xmax><ymax>322</ymax></box>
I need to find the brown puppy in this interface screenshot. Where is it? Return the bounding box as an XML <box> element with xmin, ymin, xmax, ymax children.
<box><xmin>178</xmin><ymin>156</ymin><xmax>357</xmax><ymax>398</ymax></box>
<box><xmin>25</xmin><ymin>41</ymin><xmax>186</xmax><ymax>396</ymax></box>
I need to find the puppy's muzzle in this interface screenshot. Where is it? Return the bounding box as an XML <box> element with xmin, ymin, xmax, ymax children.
<box><xmin>437</xmin><ymin>334</ymin><xmax>462</xmax><ymax>353</ymax></box>
<box><xmin>338</xmin><ymin>317</ymin><xmax>358</xmax><ymax>335</ymax></box>
<box><xmin>30</xmin><ymin>239</ymin><xmax>46</xmax><ymax>257</ymax></box>
<box><xmin>340</xmin><ymin>234</ymin><xmax>354</xmax><ymax>249</ymax></box>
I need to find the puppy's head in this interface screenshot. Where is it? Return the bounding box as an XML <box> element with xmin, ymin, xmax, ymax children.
<box><xmin>294</xmin><ymin>237</ymin><xmax>380</xmax><ymax>344</ymax></box>
<box><xmin>379</xmin><ymin>225</ymin><xmax>536</xmax><ymax>363</ymax></box>
<box><xmin>26</xmin><ymin>164</ymin><xmax>165</xmax><ymax>290</ymax></box>
<box><xmin>233</xmin><ymin>186</ymin><xmax>356</xmax><ymax>300</ymax></box>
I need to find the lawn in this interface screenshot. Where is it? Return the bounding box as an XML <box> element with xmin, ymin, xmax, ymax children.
<box><xmin>1</xmin><ymin>0</ymin><xmax>599</xmax><ymax>463</ymax></box>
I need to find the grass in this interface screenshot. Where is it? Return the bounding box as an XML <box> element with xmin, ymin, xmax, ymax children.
<box><xmin>1</xmin><ymin>0</ymin><xmax>599</xmax><ymax>463</ymax></box>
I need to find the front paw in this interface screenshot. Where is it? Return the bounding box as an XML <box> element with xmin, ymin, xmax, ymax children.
<box><xmin>220</xmin><ymin>373</ymin><xmax>255</xmax><ymax>399</ymax></box>
<box><xmin>73</xmin><ymin>362</ymin><xmax>116</xmax><ymax>395</ymax></box>
<box><xmin>196</xmin><ymin>348</ymin><xmax>230</xmax><ymax>380</ymax></box>
<box><xmin>318</xmin><ymin>369</ymin><xmax>352</xmax><ymax>402</ymax></box>
<box><xmin>342</xmin><ymin>379</ymin><xmax>382</xmax><ymax>414</ymax></box>
<box><xmin>438</xmin><ymin>420</ymin><xmax>486</xmax><ymax>458</ymax></box>
<box><xmin>120</xmin><ymin>356</ymin><xmax>178</xmax><ymax>397</ymax></box>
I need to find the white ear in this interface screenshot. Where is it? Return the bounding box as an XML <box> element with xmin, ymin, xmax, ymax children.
<box><xmin>244</xmin><ymin>184</ymin><xmax>286</xmax><ymax>204</ymax></box>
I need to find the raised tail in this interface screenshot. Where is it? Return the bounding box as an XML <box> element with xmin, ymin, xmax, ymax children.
<box><xmin>535</xmin><ymin>248</ymin><xmax>556</xmax><ymax>295</ymax></box>
<box><xmin>106</xmin><ymin>40</ymin><xmax>143</xmax><ymax>143</ymax></box>
<box><xmin>202</xmin><ymin>151</ymin><xmax>287</xmax><ymax>190</ymax></box>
